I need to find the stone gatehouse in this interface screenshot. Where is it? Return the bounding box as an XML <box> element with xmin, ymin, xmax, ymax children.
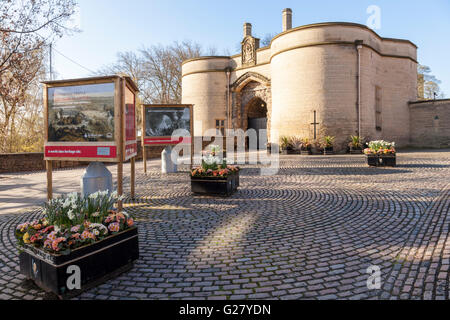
<box><xmin>181</xmin><ymin>8</ymin><xmax>448</xmax><ymax>151</ymax></box>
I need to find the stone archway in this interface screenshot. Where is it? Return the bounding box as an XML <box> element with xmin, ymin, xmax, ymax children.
<box><xmin>245</xmin><ymin>97</ymin><xmax>268</xmax><ymax>149</ymax></box>
<box><xmin>230</xmin><ymin>72</ymin><xmax>271</xmax><ymax>142</ymax></box>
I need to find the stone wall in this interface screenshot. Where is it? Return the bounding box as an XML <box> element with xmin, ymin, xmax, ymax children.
<box><xmin>0</xmin><ymin>142</ymin><xmax>168</xmax><ymax>174</ymax></box>
<box><xmin>0</xmin><ymin>153</ymin><xmax>88</xmax><ymax>173</ymax></box>
<box><xmin>409</xmin><ymin>99</ymin><xmax>450</xmax><ymax>148</ymax></box>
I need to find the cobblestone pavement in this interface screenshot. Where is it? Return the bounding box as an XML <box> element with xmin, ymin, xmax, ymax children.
<box><xmin>1</xmin><ymin>151</ymin><xmax>449</xmax><ymax>300</ymax></box>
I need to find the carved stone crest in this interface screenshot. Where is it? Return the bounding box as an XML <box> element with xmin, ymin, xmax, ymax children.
<box><xmin>241</xmin><ymin>36</ymin><xmax>258</xmax><ymax>67</ymax></box>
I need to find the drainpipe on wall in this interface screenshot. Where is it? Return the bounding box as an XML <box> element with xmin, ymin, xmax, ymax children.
<box><xmin>355</xmin><ymin>40</ymin><xmax>363</xmax><ymax>137</ymax></box>
<box><xmin>225</xmin><ymin>68</ymin><xmax>232</xmax><ymax>130</ymax></box>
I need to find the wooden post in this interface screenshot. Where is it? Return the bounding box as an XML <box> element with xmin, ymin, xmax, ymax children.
<box><xmin>117</xmin><ymin>161</ymin><xmax>123</xmax><ymax>211</ymax></box>
<box><xmin>191</xmin><ymin>141</ymin><xmax>194</xmax><ymax>170</ymax></box>
<box><xmin>143</xmin><ymin>145</ymin><xmax>147</xmax><ymax>174</ymax></box>
<box><xmin>130</xmin><ymin>156</ymin><xmax>135</xmax><ymax>198</ymax></box>
<box><xmin>46</xmin><ymin>160</ymin><xmax>53</xmax><ymax>201</ymax></box>
<box><xmin>117</xmin><ymin>77</ymin><xmax>124</xmax><ymax>212</ymax></box>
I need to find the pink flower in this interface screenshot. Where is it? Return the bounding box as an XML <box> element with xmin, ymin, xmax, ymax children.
<box><xmin>71</xmin><ymin>233</ymin><xmax>80</xmax><ymax>239</ymax></box>
<box><xmin>17</xmin><ymin>223</ymin><xmax>29</xmax><ymax>232</ymax></box>
<box><xmin>44</xmin><ymin>239</ymin><xmax>52</xmax><ymax>249</ymax></box>
<box><xmin>70</xmin><ymin>225</ymin><xmax>81</xmax><ymax>233</ymax></box>
<box><xmin>51</xmin><ymin>237</ymin><xmax>66</xmax><ymax>251</ymax></box>
<box><xmin>47</xmin><ymin>231</ymin><xmax>57</xmax><ymax>241</ymax></box>
<box><xmin>127</xmin><ymin>218</ymin><xmax>134</xmax><ymax>227</ymax></box>
<box><xmin>80</xmin><ymin>230</ymin><xmax>96</xmax><ymax>240</ymax></box>
<box><xmin>108</xmin><ymin>222</ymin><xmax>120</xmax><ymax>232</ymax></box>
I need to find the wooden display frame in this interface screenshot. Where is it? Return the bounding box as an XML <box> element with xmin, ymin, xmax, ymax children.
<box><xmin>141</xmin><ymin>104</ymin><xmax>194</xmax><ymax>173</ymax></box>
<box><xmin>42</xmin><ymin>75</ymin><xmax>139</xmax><ymax>207</ymax></box>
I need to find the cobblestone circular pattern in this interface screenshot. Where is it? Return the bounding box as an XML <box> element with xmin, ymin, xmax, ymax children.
<box><xmin>1</xmin><ymin>153</ymin><xmax>449</xmax><ymax>300</ymax></box>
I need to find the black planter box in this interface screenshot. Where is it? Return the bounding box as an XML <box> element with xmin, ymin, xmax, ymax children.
<box><xmin>281</xmin><ymin>147</ymin><xmax>293</xmax><ymax>155</ymax></box>
<box><xmin>19</xmin><ymin>227</ymin><xmax>139</xmax><ymax>299</ymax></box>
<box><xmin>191</xmin><ymin>171</ymin><xmax>239</xmax><ymax>196</ymax></box>
<box><xmin>349</xmin><ymin>147</ymin><xmax>363</xmax><ymax>154</ymax></box>
<box><xmin>300</xmin><ymin>149</ymin><xmax>312</xmax><ymax>155</ymax></box>
<box><xmin>366</xmin><ymin>155</ymin><xmax>396</xmax><ymax>167</ymax></box>
<box><xmin>323</xmin><ymin>147</ymin><xmax>334</xmax><ymax>155</ymax></box>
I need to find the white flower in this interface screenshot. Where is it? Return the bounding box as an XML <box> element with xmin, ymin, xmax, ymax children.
<box><xmin>89</xmin><ymin>192</ymin><xmax>99</xmax><ymax>200</ymax></box>
<box><xmin>203</xmin><ymin>155</ymin><xmax>221</xmax><ymax>165</ymax></box>
<box><xmin>68</xmin><ymin>192</ymin><xmax>78</xmax><ymax>199</ymax></box>
<box><xmin>91</xmin><ymin>212</ymin><xmax>100</xmax><ymax>217</ymax></box>
<box><xmin>89</xmin><ymin>223</ymin><xmax>108</xmax><ymax>234</ymax></box>
<box><xmin>111</xmin><ymin>191</ymin><xmax>118</xmax><ymax>199</ymax></box>
<box><xmin>67</xmin><ymin>210</ymin><xmax>75</xmax><ymax>220</ymax></box>
<box><xmin>62</xmin><ymin>198</ymin><xmax>71</xmax><ymax>208</ymax></box>
<box><xmin>54</xmin><ymin>225</ymin><xmax>60</xmax><ymax>232</ymax></box>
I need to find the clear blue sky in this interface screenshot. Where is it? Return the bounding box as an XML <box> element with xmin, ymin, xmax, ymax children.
<box><xmin>53</xmin><ymin>0</ymin><xmax>450</xmax><ymax>97</ymax></box>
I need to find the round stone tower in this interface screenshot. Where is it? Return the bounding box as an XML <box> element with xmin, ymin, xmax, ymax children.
<box><xmin>182</xmin><ymin>9</ymin><xmax>418</xmax><ymax>151</ymax></box>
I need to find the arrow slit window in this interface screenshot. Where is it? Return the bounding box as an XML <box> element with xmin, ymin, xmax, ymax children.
<box><xmin>375</xmin><ymin>86</ymin><xmax>382</xmax><ymax>131</ymax></box>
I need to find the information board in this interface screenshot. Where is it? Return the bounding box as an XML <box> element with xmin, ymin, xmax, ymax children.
<box><xmin>142</xmin><ymin>104</ymin><xmax>193</xmax><ymax>146</ymax></box>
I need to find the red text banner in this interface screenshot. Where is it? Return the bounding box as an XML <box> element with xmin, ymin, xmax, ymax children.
<box><xmin>45</xmin><ymin>145</ymin><xmax>117</xmax><ymax>158</ymax></box>
<box><xmin>143</xmin><ymin>137</ymin><xmax>192</xmax><ymax>146</ymax></box>
<box><xmin>124</xmin><ymin>142</ymin><xmax>137</xmax><ymax>160</ymax></box>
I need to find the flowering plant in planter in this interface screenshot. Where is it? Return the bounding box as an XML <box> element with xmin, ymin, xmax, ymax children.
<box><xmin>191</xmin><ymin>145</ymin><xmax>239</xmax><ymax>178</ymax></box>
<box><xmin>320</xmin><ymin>135</ymin><xmax>335</xmax><ymax>155</ymax></box>
<box><xmin>321</xmin><ymin>136</ymin><xmax>335</xmax><ymax>148</ymax></box>
<box><xmin>364</xmin><ymin>140</ymin><xmax>396</xmax><ymax>155</ymax></box>
<box><xmin>349</xmin><ymin>135</ymin><xmax>364</xmax><ymax>149</ymax></box>
<box><xmin>279</xmin><ymin>136</ymin><xmax>293</xmax><ymax>153</ymax></box>
<box><xmin>289</xmin><ymin>136</ymin><xmax>303</xmax><ymax>153</ymax></box>
<box><xmin>15</xmin><ymin>191</ymin><xmax>134</xmax><ymax>255</ymax></box>
<box><xmin>300</xmin><ymin>138</ymin><xmax>312</xmax><ymax>150</ymax></box>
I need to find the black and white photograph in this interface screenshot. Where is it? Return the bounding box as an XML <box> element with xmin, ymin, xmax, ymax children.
<box><xmin>145</xmin><ymin>106</ymin><xmax>191</xmax><ymax>137</ymax></box>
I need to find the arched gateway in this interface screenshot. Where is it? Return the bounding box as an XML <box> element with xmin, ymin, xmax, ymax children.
<box><xmin>231</xmin><ymin>72</ymin><xmax>271</xmax><ymax>149</ymax></box>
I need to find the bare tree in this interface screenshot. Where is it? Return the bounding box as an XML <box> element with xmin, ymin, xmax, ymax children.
<box><xmin>0</xmin><ymin>0</ymin><xmax>77</xmax><ymax>73</ymax></box>
<box><xmin>0</xmin><ymin>47</ymin><xmax>45</xmax><ymax>152</ymax></box>
<box><xmin>261</xmin><ymin>33</ymin><xmax>276</xmax><ymax>47</ymax></box>
<box><xmin>0</xmin><ymin>0</ymin><xmax>77</xmax><ymax>153</ymax></box>
<box><xmin>99</xmin><ymin>41</ymin><xmax>202</xmax><ymax>104</ymax></box>
<box><xmin>418</xmin><ymin>64</ymin><xmax>445</xmax><ymax>99</ymax></box>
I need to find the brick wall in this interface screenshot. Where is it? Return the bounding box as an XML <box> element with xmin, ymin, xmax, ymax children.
<box><xmin>409</xmin><ymin>99</ymin><xmax>450</xmax><ymax>148</ymax></box>
<box><xmin>0</xmin><ymin>153</ymin><xmax>88</xmax><ymax>173</ymax></box>
<box><xmin>0</xmin><ymin>140</ymin><xmax>230</xmax><ymax>174</ymax></box>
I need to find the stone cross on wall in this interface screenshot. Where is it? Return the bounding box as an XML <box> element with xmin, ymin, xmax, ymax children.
<box><xmin>310</xmin><ymin>110</ymin><xmax>319</xmax><ymax>140</ymax></box>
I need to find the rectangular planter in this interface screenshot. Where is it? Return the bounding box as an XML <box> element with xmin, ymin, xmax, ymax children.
<box><xmin>349</xmin><ymin>148</ymin><xmax>363</xmax><ymax>154</ymax></box>
<box><xmin>366</xmin><ymin>155</ymin><xmax>396</xmax><ymax>167</ymax></box>
<box><xmin>19</xmin><ymin>227</ymin><xmax>139</xmax><ymax>298</ymax></box>
<box><xmin>323</xmin><ymin>147</ymin><xmax>334</xmax><ymax>155</ymax></box>
<box><xmin>191</xmin><ymin>172</ymin><xmax>239</xmax><ymax>196</ymax></box>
